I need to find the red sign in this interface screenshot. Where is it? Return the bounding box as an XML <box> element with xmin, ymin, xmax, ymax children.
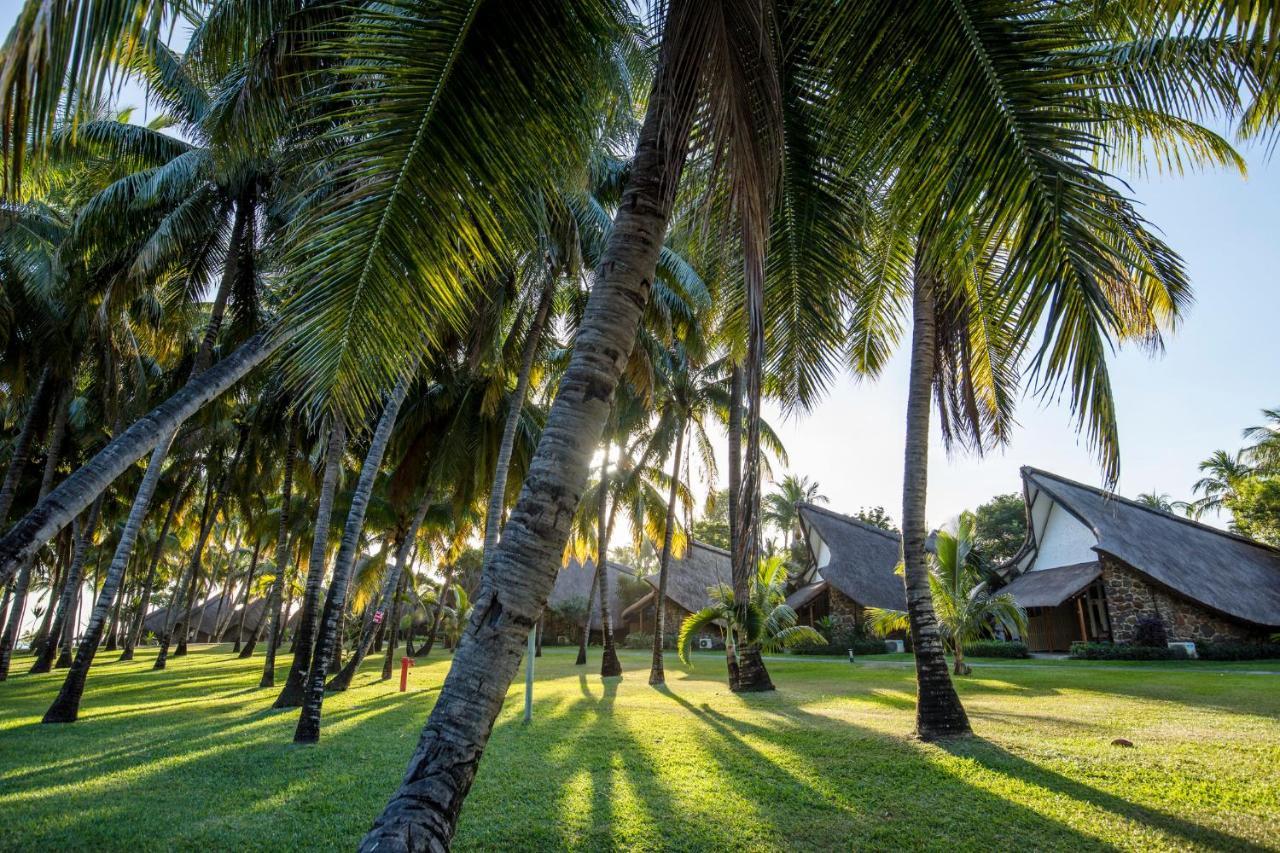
<box><xmin>372</xmin><ymin>610</ymin><xmax>384</xmax><ymax>624</ymax></box>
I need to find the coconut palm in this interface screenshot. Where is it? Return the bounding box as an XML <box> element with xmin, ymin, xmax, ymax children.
<box><xmin>676</xmin><ymin>554</ymin><xmax>825</xmax><ymax>665</ymax></box>
<box><xmin>762</xmin><ymin>474</ymin><xmax>827</xmax><ymax>551</ymax></box>
<box><xmin>867</xmin><ymin>512</ymin><xmax>1026</xmax><ymax>676</ymax></box>
<box><xmin>1191</xmin><ymin>450</ymin><xmax>1255</xmax><ymax>519</ymax></box>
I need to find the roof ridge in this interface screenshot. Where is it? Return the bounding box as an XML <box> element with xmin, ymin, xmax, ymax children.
<box><xmin>690</xmin><ymin>538</ymin><xmax>731</xmax><ymax>556</ymax></box>
<box><xmin>797</xmin><ymin>501</ymin><xmax>901</xmax><ymax>541</ymax></box>
<box><xmin>1021</xmin><ymin>466</ymin><xmax>1280</xmax><ymax>555</ymax></box>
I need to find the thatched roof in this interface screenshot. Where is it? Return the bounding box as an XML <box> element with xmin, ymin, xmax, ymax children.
<box><xmin>546</xmin><ymin>557</ymin><xmax>638</xmax><ymax>629</ymax></box>
<box><xmin>142</xmin><ymin>594</ymin><xmax>228</xmax><ymax>636</ymax></box>
<box><xmin>797</xmin><ymin>503</ymin><xmax>906</xmax><ymax>611</ymax></box>
<box><xmin>785</xmin><ymin>580</ymin><xmax>828</xmax><ymax>612</ymax></box>
<box><xmin>620</xmin><ymin>541</ymin><xmax>733</xmax><ymax>619</ymax></box>
<box><xmin>1000</xmin><ymin>561</ymin><xmax>1100</xmax><ymax>608</ymax></box>
<box><xmin>1019</xmin><ymin>467</ymin><xmax>1280</xmax><ymax>627</ymax></box>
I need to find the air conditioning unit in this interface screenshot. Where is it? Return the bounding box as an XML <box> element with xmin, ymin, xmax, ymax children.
<box><xmin>1168</xmin><ymin>641</ymin><xmax>1197</xmax><ymax>659</ymax></box>
<box><xmin>698</xmin><ymin>637</ymin><xmax>715</xmax><ymax>650</ymax></box>
<box><xmin>884</xmin><ymin>640</ymin><xmax>905</xmax><ymax>654</ymax></box>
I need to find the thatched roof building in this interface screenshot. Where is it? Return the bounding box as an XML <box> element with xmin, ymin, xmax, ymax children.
<box><xmin>787</xmin><ymin>503</ymin><xmax>905</xmax><ymax>627</ymax></box>
<box><xmin>1001</xmin><ymin>467</ymin><xmax>1280</xmax><ymax>651</ymax></box>
<box><xmin>619</xmin><ymin>541</ymin><xmax>732</xmax><ymax>634</ymax></box>
<box><xmin>546</xmin><ymin>557</ymin><xmax>639</xmax><ymax>630</ymax></box>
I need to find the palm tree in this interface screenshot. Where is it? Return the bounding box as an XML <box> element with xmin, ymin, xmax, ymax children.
<box><xmin>295</xmin><ymin>365</ymin><xmax>417</xmax><ymax>743</ymax></box>
<box><xmin>762</xmin><ymin>474</ymin><xmax>827</xmax><ymax>551</ymax></box>
<box><xmin>272</xmin><ymin>414</ymin><xmax>345</xmax><ymax>709</ymax></box>
<box><xmin>1191</xmin><ymin>450</ymin><xmax>1255</xmax><ymax>519</ymax></box>
<box><xmin>676</xmin><ymin>555</ymin><xmax>825</xmax><ymax>665</ymax></box>
<box><xmin>1135</xmin><ymin>492</ymin><xmax>1193</xmax><ymax>515</ymax></box>
<box><xmin>867</xmin><ymin>512</ymin><xmax>1026</xmax><ymax>675</ymax></box>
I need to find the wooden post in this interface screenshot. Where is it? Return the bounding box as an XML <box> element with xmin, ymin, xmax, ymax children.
<box><xmin>523</xmin><ymin>627</ymin><xmax>535</xmax><ymax>724</ymax></box>
<box><xmin>1075</xmin><ymin>597</ymin><xmax>1089</xmax><ymax>643</ymax></box>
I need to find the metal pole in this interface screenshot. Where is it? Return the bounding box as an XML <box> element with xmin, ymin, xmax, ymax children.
<box><xmin>523</xmin><ymin>626</ymin><xmax>535</xmax><ymax>724</ymax></box>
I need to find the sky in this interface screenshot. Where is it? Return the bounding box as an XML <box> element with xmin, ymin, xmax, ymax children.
<box><xmin>2</xmin><ymin>3</ymin><xmax>1276</xmax><ymax>536</ymax></box>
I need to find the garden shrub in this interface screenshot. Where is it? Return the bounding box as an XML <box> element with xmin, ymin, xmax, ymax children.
<box><xmin>965</xmin><ymin>640</ymin><xmax>1029</xmax><ymax>659</ymax></box>
<box><xmin>1195</xmin><ymin>641</ymin><xmax>1280</xmax><ymax>661</ymax></box>
<box><xmin>1133</xmin><ymin>615</ymin><xmax>1169</xmax><ymax>648</ymax></box>
<box><xmin>1069</xmin><ymin>641</ymin><xmax>1187</xmax><ymax>660</ymax></box>
<box><xmin>623</xmin><ymin>632</ymin><xmax>675</xmax><ymax>650</ymax></box>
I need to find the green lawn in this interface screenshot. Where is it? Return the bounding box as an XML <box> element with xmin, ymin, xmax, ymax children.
<box><xmin>1</xmin><ymin>646</ymin><xmax>1277</xmax><ymax>851</ymax></box>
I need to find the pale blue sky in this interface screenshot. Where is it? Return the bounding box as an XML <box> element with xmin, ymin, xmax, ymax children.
<box><xmin>5</xmin><ymin>3</ymin><xmax>1275</xmax><ymax>532</ymax></box>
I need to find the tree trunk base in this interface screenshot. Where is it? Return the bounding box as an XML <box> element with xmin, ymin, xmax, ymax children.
<box><xmin>174</xmin><ymin>639</ymin><xmax>188</xmax><ymax>657</ymax></box>
<box><xmin>238</xmin><ymin>639</ymin><xmax>258</xmax><ymax>659</ymax></box>
<box><xmin>574</xmin><ymin>645</ymin><xmax>587</xmax><ymax>666</ymax></box>
<box><xmin>731</xmin><ymin>647</ymin><xmax>774</xmax><ymax>693</ymax></box>
<box><xmin>153</xmin><ymin>636</ymin><xmax>172</xmax><ymax>670</ymax></box>
<box><xmin>600</xmin><ymin>643</ymin><xmax>622</xmax><ymax>678</ymax></box>
<box><xmin>117</xmin><ymin>648</ymin><xmax>134</xmax><ymax>662</ymax></box>
<box><xmin>232</xmin><ymin>640</ymin><xmax>241</xmax><ymax>654</ymax></box>
<box><xmin>327</xmin><ymin>657</ymin><xmax>358</xmax><ymax>692</ymax></box>
<box><xmin>55</xmin><ymin>651</ymin><xmax>72</xmax><ymax>668</ymax></box>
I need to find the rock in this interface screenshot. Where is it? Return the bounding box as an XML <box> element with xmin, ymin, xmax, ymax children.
<box><xmin>1111</xmin><ymin>738</ymin><xmax>1134</xmax><ymax>748</ymax></box>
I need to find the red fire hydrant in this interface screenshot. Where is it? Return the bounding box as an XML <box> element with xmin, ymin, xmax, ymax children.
<box><xmin>400</xmin><ymin>656</ymin><xmax>414</xmax><ymax>692</ymax></box>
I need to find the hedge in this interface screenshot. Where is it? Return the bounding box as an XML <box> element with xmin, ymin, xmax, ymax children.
<box><xmin>964</xmin><ymin>640</ymin><xmax>1030</xmax><ymax>659</ymax></box>
<box><xmin>792</xmin><ymin>637</ymin><xmax>890</xmax><ymax>656</ymax></box>
<box><xmin>1195</xmin><ymin>641</ymin><xmax>1280</xmax><ymax>661</ymax></box>
<box><xmin>1069</xmin><ymin>642</ymin><xmax>1188</xmax><ymax>660</ymax></box>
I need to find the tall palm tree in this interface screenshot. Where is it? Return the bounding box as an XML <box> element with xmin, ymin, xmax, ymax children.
<box><xmin>272</xmin><ymin>413</ymin><xmax>345</xmax><ymax>709</ymax></box>
<box><xmin>868</xmin><ymin>512</ymin><xmax>1026</xmax><ymax>675</ymax></box>
<box><xmin>762</xmin><ymin>474</ymin><xmax>827</xmax><ymax>551</ymax></box>
<box><xmin>1191</xmin><ymin>450</ymin><xmax>1254</xmax><ymax>519</ymax></box>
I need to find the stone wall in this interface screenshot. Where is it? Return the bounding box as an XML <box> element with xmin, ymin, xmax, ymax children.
<box><xmin>1100</xmin><ymin>557</ymin><xmax>1262</xmax><ymax>644</ymax></box>
<box><xmin>828</xmin><ymin>586</ymin><xmax>865</xmax><ymax>627</ymax></box>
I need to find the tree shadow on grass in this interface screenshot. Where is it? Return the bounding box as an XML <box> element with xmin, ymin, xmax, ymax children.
<box><xmin>938</xmin><ymin>737</ymin><xmax>1269</xmax><ymax>852</ymax></box>
<box><xmin>655</xmin><ymin>686</ymin><xmax>1184</xmax><ymax>851</ymax></box>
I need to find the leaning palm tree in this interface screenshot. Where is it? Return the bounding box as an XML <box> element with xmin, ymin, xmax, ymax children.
<box><xmin>1191</xmin><ymin>450</ymin><xmax>1255</xmax><ymax>519</ymax></box>
<box><xmin>867</xmin><ymin>512</ymin><xmax>1026</xmax><ymax>675</ymax></box>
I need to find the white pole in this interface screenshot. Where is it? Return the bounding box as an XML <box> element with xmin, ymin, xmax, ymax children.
<box><xmin>523</xmin><ymin>626</ymin><xmax>535</xmax><ymax>724</ymax></box>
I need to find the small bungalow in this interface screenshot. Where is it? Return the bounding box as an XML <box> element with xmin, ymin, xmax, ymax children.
<box><xmin>1000</xmin><ymin>466</ymin><xmax>1280</xmax><ymax>652</ymax></box>
<box><xmin>620</xmin><ymin>540</ymin><xmax>732</xmax><ymax>648</ymax></box>
<box><xmin>788</xmin><ymin>503</ymin><xmax>906</xmax><ymax>630</ymax></box>
<box><xmin>543</xmin><ymin>556</ymin><xmax>639</xmax><ymax>645</ymax></box>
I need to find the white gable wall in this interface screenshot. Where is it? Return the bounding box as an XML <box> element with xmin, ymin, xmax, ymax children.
<box><xmin>1030</xmin><ymin>500</ymin><xmax>1098</xmax><ymax>570</ymax></box>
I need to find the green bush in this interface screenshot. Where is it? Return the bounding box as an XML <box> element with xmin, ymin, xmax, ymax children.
<box><xmin>965</xmin><ymin>640</ymin><xmax>1029</xmax><ymax>659</ymax></box>
<box><xmin>1069</xmin><ymin>642</ymin><xmax>1188</xmax><ymax>660</ymax></box>
<box><xmin>1195</xmin><ymin>641</ymin><xmax>1280</xmax><ymax>661</ymax></box>
<box><xmin>792</xmin><ymin>636</ymin><xmax>888</xmax><ymax>656</ymax></box>
<box><xmin>623</xmin><ymin>632</ymin><xmax>675</xmax><ymax>650</ymax></box>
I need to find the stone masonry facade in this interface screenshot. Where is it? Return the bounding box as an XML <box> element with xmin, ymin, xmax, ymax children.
<box><xmin>828</xmin><ymin>586</ymin><xmax>865</xmax><ymax>628</ymax></box>
<box><xmin>1100</xmin><ymin>556</ymin><xmax>1262</xmax><ymax>644</ymax></box>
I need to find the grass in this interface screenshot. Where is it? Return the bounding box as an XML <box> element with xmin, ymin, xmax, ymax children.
<box><xmin>1</xmin><ymin>645</ymin><xmax>1278</xmax><ymax>851</ymax></box>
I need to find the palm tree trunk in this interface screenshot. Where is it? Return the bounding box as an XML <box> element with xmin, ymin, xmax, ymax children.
<box><xmin>725</xmin><ymin>366</ymin><xmax>743</xmax><ymax>688</ymax></box>
<box><xmin>730</xmin><ymin>241</ymin><xmax>775</xmax><ymax>694</ymax></box>
<box><xmin>274</xmin><ymin>415</ymin><xmax>346</xmax><ymax>708</ymax></box>
<box><xmin>121</xmin><ymin>474</ymin><xmax>191</xmax><ymax>662</ymax></box>
<box><xmin>330</xmin><ymin>492</ymin><xmax>432</xmax><ymax>692</ymax></box>
<box><xmin>649</xmin><ymin>420</ymin><xmax>685</xmax><ymax>686</ymax></box>
<box><xmin>575</xmin><ymin>564</ymin><xmax>599</xmax><ymax>666</ymax></box>
<box><xmin>359</xmin><ymin>10</ymin><xmax>704</xmax><ymax>841</ymax></box>
<box><xmin>481</xmin><ymin>273</ymin><xmax>558</xmax><ymax>566</ymax></box>
<box><xmin>154</xmin><ymin>473</ymin><xmax>218</xmax><ymax>669</ymax></box>
<box><xmin>419</xmin><ymin>571</ymin><xmax>451</xmax><ymax>659</ymax></box>
<box><xmin>0</xmin><ymin>366</ymin><xmax>52</xmax><ymax>528</ymax></box>
<box><xmin>382</xmin><ymin>569</ymin><xmax>409</xmax><ymax>680</ymax></box>
<box><xmin>0</xmin><ymin>384</ymin><xmax>70</xmax><ymax>679</ymax></box>
<box><xmin>233</xmin><ymin>536</ymin><xmax>263</xmax><ymax>654</ymax></box>
<box><xmin>901</xmin><ymin>267</ymin><xmax>970</xmax><ymax>740</ymax></box>
<box><xmin>296</xmin><ymin>373</ymin><xmax>414</xmax><ymax>742</ymax></box>
<box><xmin>254</xmin><ymin>424</ymin><xmax>296</xmax><ymax>670</ymax></box>
<box><xmin>0</xmin><ymin>329</ymin><xmax>287</xmax><ymax>589</ymax></box>
<box><xmin>31</xmin><ymin>493</ymin><xmax>104</xmax><ymax>674</ymax></box>
<box><xmin>596</xmin><ymin>439</ymin><xmax>622</xmax><ymax>679</ymax></box>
